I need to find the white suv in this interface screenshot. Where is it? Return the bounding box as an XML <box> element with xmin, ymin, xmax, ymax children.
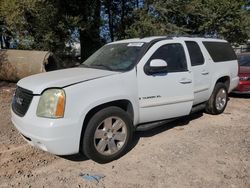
<box><xmin>11</xmin><ymin>36</ymin><xmax>239</xmax><ymax>163</ymax></box>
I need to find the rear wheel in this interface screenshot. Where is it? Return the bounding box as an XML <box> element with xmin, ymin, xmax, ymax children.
<box><xmin>82</xmin><ymin>106</ymin><xmax>133</xmax><ymax>163</ymax></box>
<box><xmin>205</xmin><ymin>83</ymin><xmax>228</xmax><ymax>115</ymax></box>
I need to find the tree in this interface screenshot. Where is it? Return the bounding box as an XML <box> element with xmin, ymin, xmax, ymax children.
<box><xmin>126</xmin><ymin>0</ymin><xmax>250</xmax><ymax>44</ymax></box>
<box><xmin>0</xmin><ymin>0</ymin><xmax>249</xmax><ymax>61</ymax></box>
<box><xmin>186</xmin><ymin>0</ymin><xmax>250</xmax><ymax>44</ymax></box>
<box><xmin>125</xmin><ymin>9</ymin><xmax>168</xmax><ymax>38</ymax></box>
<box><xmin>0</xmin><ymin>0</ymin><xmax>102</xmax><ymax>61</ymax></box>
<box><xmin>58</xmin><ymin>0</ymin><xmax>102</xmax><ymax>60</ymax></box>
<box><xmin>125</xmin><ymin>0</ymin><xmax>189</xmax><ymax>38</ymax></box>
<box><xmin>102</xmin><ymin>0</ymin><xmax>140</xmax><ymax>41</ymax></box>
<box><xmin>0</xmin><ymin>0</ymin><xmax>70</xmax><ymax>51</ymax></box>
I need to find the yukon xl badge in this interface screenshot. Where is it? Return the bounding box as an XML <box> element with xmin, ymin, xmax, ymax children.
<box><xmin>139</xmin><ymin>95</ymin><xmax>161</xmax><ymax>100</ymax></box>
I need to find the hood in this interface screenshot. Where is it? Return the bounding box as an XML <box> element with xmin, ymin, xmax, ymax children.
<box><xmin>239</xmin><ymin>66</ymin><xmax>250</xmax><ymax>74</ymax></box>
<box><xmin>17</xmin><ymin>67</ymin><xmax>118</xmax><ymax>94</ymax></box>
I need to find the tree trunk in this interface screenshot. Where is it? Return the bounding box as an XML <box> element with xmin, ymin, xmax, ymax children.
<box><xmin>136</xmin><ymin>0</ymin><xmax>139</xmax><ymax>8</ymax></box>
<box><xmin>107</xmin><ymin>0</ymin><xmax>114</xmax><ymax>42</ymax></box>
<box><xmin>120</xmin><ymin>0</ymin><xmax>125</xmax><ymax>39</ymax></box>
<box><xmin>80</xmin><ymin>29</ymin><xmax>87</xmax><ymax>61</ymax></box>
<box><xmin>80</xmin><ymin>0</ymin><xmax>101</xmax><ymax>61</ymax></box>
<box><xmin>0</xmin><ymin>35</ymin><xmax>3</xmax><ymax>49</ymax></box>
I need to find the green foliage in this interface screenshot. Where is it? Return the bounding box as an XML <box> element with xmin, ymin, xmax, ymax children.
<box><xmin>126</xmin><ymin>0</ymin><xmax>190</xmax><ymax>37</ymax></box>
<box><xmin>54</xmin><ymin>0</ymin><xmax>102</xmax><ymax>60</ymax></box>
<box><xmin>126</xmin><ymin>0</ymin><xmax>250</xmax><ymax>44</ymax></box>
<box><xmin>0</xmin><ymin>0</ymin><xmax>249</xmax><ymax>60</ymax></box>
<box><xmin>102</xmin><ymin>0</ymin><xmax>139</xmax><ymax>41</ymax></box>
<box><xmin>125</xmin><ymin>9</ymin><xmax>169</xmax><ymax>38</ymax></box>
<box><xmin>0</xmin><ymin>0</ymin><xmax>69</xmax><ymax>51</ymax></box>
<box><xmin>186</xmin><ymin>0</ymin><xmax>250</xmax><ymax>43</ymax></box>
<box><xmin>0</xmin><ymin>0</ymin><xmax>102</xmax><ymax>61</ymax></box>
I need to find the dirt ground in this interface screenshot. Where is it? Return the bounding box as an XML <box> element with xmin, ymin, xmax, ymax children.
<box><xmin>0</xmin><ymin>82</ymin><xmax>249</xmax><ymax>188</ymax></box>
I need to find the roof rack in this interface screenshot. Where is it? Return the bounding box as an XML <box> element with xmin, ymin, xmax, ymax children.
<box><xmin>141</xmin><ymin>34</ymin><xmax>223</xmax><ymax>40</ymax></box>
<box><xmin>166</xmin><ymin>34</ymin><xmax>223</xmax><ymax>39</ymax></box>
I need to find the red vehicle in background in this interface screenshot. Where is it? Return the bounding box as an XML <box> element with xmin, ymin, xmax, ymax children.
<box><xmin>233</xmin><ymin>53</ymin><xmax>250</xmax><ymax>94</ymax></box>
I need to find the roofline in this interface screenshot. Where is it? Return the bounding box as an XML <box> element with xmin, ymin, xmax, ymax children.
<box><xmin>109</xmin><ymin>35</ymin><xmax>227</xmax><ymax>45</ymax></box>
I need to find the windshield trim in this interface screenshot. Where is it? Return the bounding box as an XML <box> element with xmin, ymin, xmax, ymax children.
<box><xmin>80</xmin><ymin>37</ymin><xmax>172</xmax><ymax>72</ymax></box>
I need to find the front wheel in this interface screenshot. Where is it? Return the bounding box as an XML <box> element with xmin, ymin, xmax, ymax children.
<box><xmin>205</xmin><ymin>83</ymin><xmax>228</xmax><ymax>115</ymax></box>
<box><xmin>82</xmin><ymin>106</ymin><xmax>133</xmax><ymax>163</ymax></box>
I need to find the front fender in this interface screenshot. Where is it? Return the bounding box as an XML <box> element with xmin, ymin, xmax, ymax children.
<box><xmin>63</xmin><ymin>69</ymin><xmax>139</xmax><ymax>131</ymax></box>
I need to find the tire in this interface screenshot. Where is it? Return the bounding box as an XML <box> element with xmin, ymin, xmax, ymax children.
<box><xmin>82</xmin><ymin>106</ymin><xmax>133</xmax><ymax>163</ymax></box>
<box><xmin>205</xmin><ymin>82</ymin><xmax>228</xmax><ymax>115</ymax></box>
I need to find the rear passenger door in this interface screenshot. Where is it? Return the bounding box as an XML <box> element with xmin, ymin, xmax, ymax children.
<box><xmin>185</xmin><ymin>41</ymin><xmax>211</xmax><ymax>105</ymax></box>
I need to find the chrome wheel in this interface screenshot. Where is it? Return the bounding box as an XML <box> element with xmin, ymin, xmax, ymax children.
<box><xmin>215</xmin><ymin>88</ymin><xmax>227</xmax><ymax>111</ymax></box>
<box><xmin>94</xmin><ymin>116</ymin><xmax>127</xmax><ymax>156</ymax></box>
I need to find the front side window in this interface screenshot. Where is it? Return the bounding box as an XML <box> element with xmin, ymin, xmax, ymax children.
<box><xmin>148</xmin><ymin>43</ymin><xmax>187</xmax><ymax>72</ymax></box>
<box><xmin>185</xmin><ymin>41</ymin><xmax>204</xmax><ymax>66</ymax></box>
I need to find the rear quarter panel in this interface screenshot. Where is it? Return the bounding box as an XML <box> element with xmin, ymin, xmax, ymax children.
<box><xmin>199</xmin><ymin>39</ymin><xmax>239</xmax><ymax>95</ymax></box>
<box><xmin>208</xmin><ymin>60</ymin><xmax>239</xmax><ymax>95</ymax></box>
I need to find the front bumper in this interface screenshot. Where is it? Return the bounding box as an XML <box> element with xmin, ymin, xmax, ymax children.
<box><xmin>11</xmin><ymin>96</ymin><xmax>82</xmax><ymax>155</ymax></box>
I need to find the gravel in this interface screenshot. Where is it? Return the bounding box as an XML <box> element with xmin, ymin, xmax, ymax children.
<box><xmin>0</xmin><ymin>82</ymin><xmax>249</xmax><ymax>188</ymax></box>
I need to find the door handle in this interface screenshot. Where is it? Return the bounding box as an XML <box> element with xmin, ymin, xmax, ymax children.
<box><xmin>179</xmin><ymin>78</ymin><xmax>192</xmax><ymax>84</ymax></box>
<box><xmin>201</xmin><ymin>70</ymin><xmax>209</xmax><ymax>75</ymax></box>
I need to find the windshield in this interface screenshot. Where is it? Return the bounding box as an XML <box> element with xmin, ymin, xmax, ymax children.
<box><xmin>81</xmin><ymin>43</ymin><xmax>145</xmax><ymax>71</ymax></box>
<box><xmin>238</xmin><ymin>54</ymin><xmax>250</xmax><ymax>66</ymax></box>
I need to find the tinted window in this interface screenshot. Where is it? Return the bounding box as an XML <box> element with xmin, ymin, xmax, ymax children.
<box><xmin>185</xmin><ymin>41</ymin><xmax>204</xmax><ymax>66</ymax></box>
<box><xmin>203</xmin><ymin>42</ymin><xmax>237</xmax><ymax>62</ymax></box>
<box><xmin>238</xmin><ymin>54</ymin><xmax>250</xmax><ymax>66</ymax></box>
<box><xmin>149</xmin><ymin>43</ymin><xmax>187</xmax><ymax>72</ymax></box>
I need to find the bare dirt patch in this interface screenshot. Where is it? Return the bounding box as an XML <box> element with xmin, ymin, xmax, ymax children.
<box><xmin>0</xmin><ymin>83</ymin><xmax>249</xmax><ymax>188</ymax></box>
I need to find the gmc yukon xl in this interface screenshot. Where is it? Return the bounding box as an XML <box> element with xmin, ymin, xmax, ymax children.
<box><xmin>11</xmin><ymin>36</ymin><xmax>239</xmax><ymax>163</ymax></box>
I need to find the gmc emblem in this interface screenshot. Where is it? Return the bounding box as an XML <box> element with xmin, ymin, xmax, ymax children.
<box><xmin>16</xmin><ymin>97</ymin><xmax>24</xmax><ymax>106</ymax></box>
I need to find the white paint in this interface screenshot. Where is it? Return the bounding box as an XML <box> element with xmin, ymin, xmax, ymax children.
<box><xmin>12</xmin><ymin>36</ymin><xmax>239</xmax><ymax>155</ymax></box>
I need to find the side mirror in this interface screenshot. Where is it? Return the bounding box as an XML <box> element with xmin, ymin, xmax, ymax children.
<box><xmin>146</xmin><ymin>59</ymin><xmax>168</xmax><ymax>75</ymax></box>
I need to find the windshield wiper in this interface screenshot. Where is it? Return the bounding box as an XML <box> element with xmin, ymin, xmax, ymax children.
<box><xmin>91</xmin><ymin>64</ymin><xmax>113</xmax><ymax>71</ymax></box>
<box><xmin>80</xmin><ymin>64</ymin><xmax>90</xmax><ymax>68</ymax></box>
<box><xmin>80</xmin><ymin>63</ymin><xmax>114</xmax><ymax>71</ymax></box>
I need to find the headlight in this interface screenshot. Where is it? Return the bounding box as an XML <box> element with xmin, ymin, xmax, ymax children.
<box><xmin>239</xmin><ymin>76</ymin><xmax>249</xmax><ymax>81</ymax></box>
<box><xmin>37</xmin><ymin>89</ymin><xmax>65</xmax><ymax>118</ymax></box>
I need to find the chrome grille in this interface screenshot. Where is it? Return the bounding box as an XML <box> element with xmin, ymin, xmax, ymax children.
<box><xmin>12</xmin><ymin>87</ymin><xmax>33</xmax><ymax>117</ymax></box>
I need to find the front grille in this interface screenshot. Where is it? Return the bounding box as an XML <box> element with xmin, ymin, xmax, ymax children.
<box><xmin>12</xmin><ymin>87</ymin><xmax>33</xmax><ymax>117</ymax></box>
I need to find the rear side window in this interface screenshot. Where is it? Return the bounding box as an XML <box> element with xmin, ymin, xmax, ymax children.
<box><xmin>238</xmin><ymin>54</ymin><xmax>250</xmax><ymax>66</ymax></box>
<box><xmin>148</xmin><ymin>43</ymin><xmax>187</xmax><ymax>72</ymax></box>
<box><xmin>203</xmin><ymin>42</ymin><xmax>237</xmax><ymax>62</ymax></box>
<box><xmin>185</xmin><ymin>41</ymin><xmax>204</xmax><ymax>66</ymax></box>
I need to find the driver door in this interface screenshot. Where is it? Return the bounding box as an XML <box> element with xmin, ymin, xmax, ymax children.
<box><xmin>137</xmin><ymin>40</ymin><xmax>194</xmax><ymax>123</ymax></box>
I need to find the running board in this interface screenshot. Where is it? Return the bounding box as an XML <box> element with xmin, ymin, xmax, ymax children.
<box><xmin>136</xmin><ymin>103</ymin><xmax>206</xmax><ymax>132</ymax></box>
<box><xmin>190</xmin><ymin>103</ymin><xmax>206</xmax><ymax>114</ymax></box>
<box><xmin>136</xmin><ymin>119</ymin><xmax>176</xmax><ymax>131</ymax></box>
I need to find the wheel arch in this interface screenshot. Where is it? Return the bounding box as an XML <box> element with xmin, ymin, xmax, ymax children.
<box><xmin>209</xmin><ymin>75</ymin><xmax>230</xmax><ymax>98</ymax></box>
<box><xmin>79</xmin><ymin>99</ymin><xmax>134</xmax><ymax>152</ymax></box>
<box><xmin>216</xmin><ymin>76</ymin><xmax>230</xmax><ymax>91</ymax></box>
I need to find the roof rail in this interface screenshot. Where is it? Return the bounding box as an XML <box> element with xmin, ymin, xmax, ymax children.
<box><xmin>140</xmin><ymin>34</ymin><xmax>223</xmax><ymax>41</ymax></box>
<box><xmin>166</xmin><ymin>34</ymin><xmax>223</xmax><ymax>39</ymax></box>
